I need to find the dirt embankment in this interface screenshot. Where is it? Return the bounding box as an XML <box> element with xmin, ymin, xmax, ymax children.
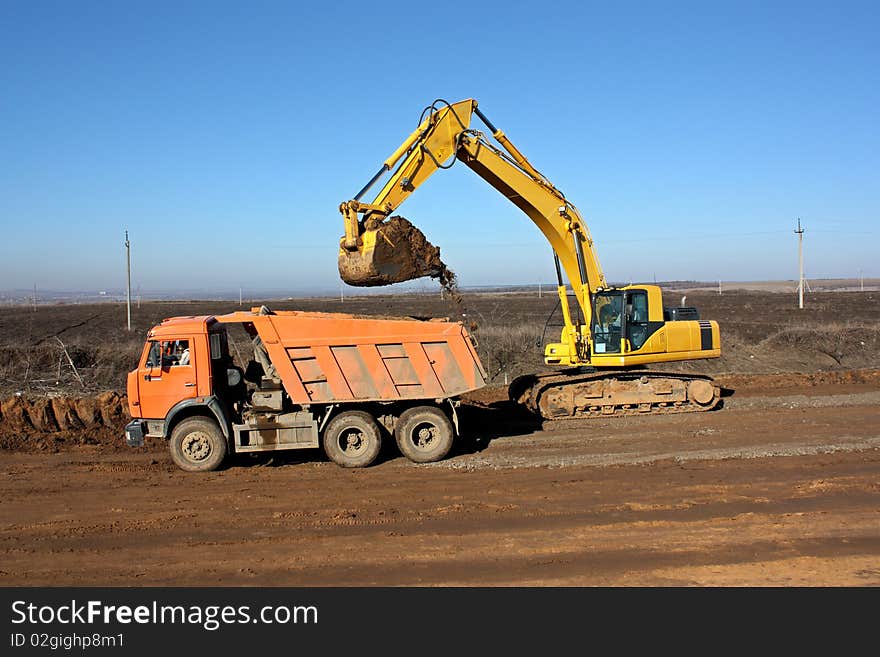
<box><xmin>0</xmin><ymin>392</ymin><xmax>129</xmax><ymax>452</ymax></box>
<box><xmin>716</xmin><ymin>368</ymin><xmax>880</xmax><ymax>393</ymax></box>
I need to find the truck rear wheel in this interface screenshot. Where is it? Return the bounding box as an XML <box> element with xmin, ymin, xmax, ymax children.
<box><xmin>323</xmin><ymin>410</ymin><xmax>382</xmax><ymax>468</ymax></box>
<box><xmin>394</xmin><ymin>406</ymin><xmax>454</xmax><ymax>464</ymax></box>
<box><xmin>169</xmin><ymin>416</ymin><xmax>227</xmax><ymax>472</ymax></box>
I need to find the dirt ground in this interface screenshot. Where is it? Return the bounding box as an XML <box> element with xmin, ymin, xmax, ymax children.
<box><xmin>0</xmin><ymin>289</ymin><xmax>878</xmax><ymax>586</ymax></box>
<box><xmin>1</xmin><ymin>370</ymin><xmax>878</xmax><ymax>587</ymax></box>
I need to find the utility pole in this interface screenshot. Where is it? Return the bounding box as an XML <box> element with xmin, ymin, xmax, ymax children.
<box><xmin>718</xmin><ymin>279</ymin><xmax>722</xmax><ymax>295</ymax></box>
<box><xmin>538</xmin><ymin>282</ymin><xmax>542</xmax><ymax>298</ymax></box>
<box><xmin>32</xmin><ymin>283</ymin><xmax>37</xmax><ymax>312</ymax></box>
<box><xmin>860</xmin><ymin>270</ymin><xmax>864</xmax><ymax>292</ymax></box>
<box><xmin>239</xmin><ymin>286</ymin><xmax>243</xmax><ymax>307</ymax></box>
<box><xmin>125</xmin><ymin>230</ymin><xmax>132</xmax><ymax>330</ymax></box>
<box><xmin>795</xmin><ymin>218</ymin><xmax>805</xmax><ymax>309</ymax></box>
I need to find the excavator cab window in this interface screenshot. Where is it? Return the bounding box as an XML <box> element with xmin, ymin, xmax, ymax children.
<box><xmin>625</xmin><ymin>290</ymin><xmax>649</xmax><ymax>350</ymax></box>
<box><xmin>592</xmin><ymin>292</ymin><xmax>623</xmax><ymax>354</ymax></box>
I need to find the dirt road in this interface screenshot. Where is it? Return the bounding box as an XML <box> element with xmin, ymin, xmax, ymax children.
<box><xmin>1</xmin><ymin>372</ymin><xmax>878</xmax><ymax>587</ymax></box>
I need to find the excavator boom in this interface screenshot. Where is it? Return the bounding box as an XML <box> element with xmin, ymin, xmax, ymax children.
<box><xmin>339</xmin><ymin>99</ymin><xmax>606</xmax><ymax>335</ymax></box>
<box><xmin>338</xmin><ymin>100</ymin><xmax>477</xmax><ymax>287</ymax></box>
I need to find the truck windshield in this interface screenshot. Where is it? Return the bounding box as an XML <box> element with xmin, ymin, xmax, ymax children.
<box><xmin>592</xmin><ymin>291</ymin><xmax>623</xmax><ymax>354</ymax></box>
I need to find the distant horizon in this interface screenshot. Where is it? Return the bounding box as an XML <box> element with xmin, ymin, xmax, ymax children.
<box><xmin>2</xmin><ymin>276</ymin><xmax>878</xmax><ymax>305</ymax></box>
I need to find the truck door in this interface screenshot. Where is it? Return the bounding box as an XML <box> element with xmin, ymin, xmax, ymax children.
<box><xmin>138</xmin><ymin>337</ymin><xmax>198</xmax><ymax>419</ymax></box>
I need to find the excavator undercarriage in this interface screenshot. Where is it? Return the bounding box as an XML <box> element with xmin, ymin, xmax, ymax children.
<box><xmin>509</xmin><ymin>369</ymin><xmax>721</xmax><ymax>420</ymax></box>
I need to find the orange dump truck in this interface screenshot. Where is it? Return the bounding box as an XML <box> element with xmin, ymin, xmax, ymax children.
<box><xmin>124</xmin><ymin>307</ymin><xmax>487</xmax><ymax>471</ymax></box>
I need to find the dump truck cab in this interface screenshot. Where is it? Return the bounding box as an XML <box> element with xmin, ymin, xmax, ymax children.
<box><xmin>125</xmin><ymin>307</ymin><xmax>487</xmax><ymax>472</ymax></box>
<box><xmin>125</xmin><ymin>316</ymin><xmax>243</xmax><ymax>468</ymax></box>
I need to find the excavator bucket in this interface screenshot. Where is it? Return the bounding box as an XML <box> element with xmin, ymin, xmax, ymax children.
<box><xmin>338</xmin><ymin>216</ymin><xmax>444</xmax><ymax>287</ymax></box>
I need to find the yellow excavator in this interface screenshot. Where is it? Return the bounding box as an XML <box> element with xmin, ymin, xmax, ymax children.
<box><xmin>338</xmin><ymin>99</ymin><xmax>721</xmax><ymax>419</ymax></box>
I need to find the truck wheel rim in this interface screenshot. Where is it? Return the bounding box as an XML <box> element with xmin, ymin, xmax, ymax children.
<box><xmin>410</xmin><ymin>422</ymin><xmax>437</xmax><ymax>451</ymax></box>
<box><xmin>339</xmin><ymin>428</ymin><xmax>367</xmax><ymax>455</ymax></box>
<box><xmin>182</xmin><ymin>432</ymin><xmax>212</xmax><ymax>462</ymax></box>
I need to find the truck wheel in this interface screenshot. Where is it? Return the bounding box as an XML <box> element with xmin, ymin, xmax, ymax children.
<box><xmin>169</xmin><ymin>417</ymin><xmax>227</xmax><ymax>472</ymax></box>
<box><xmin>395</xmin><ymin>406</ymin><xmax>454</xmax><ymax>464</ymax></box>
<box><xmin>323</xmin><ymin>410</ymin><xmax>382</xmax><ymax>468</ymax></box>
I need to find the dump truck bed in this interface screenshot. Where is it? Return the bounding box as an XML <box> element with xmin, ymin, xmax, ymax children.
<box><xmin>216</xmin><ymin>309</ymin><xmax>487</xmax><ymax>404</ymax></box>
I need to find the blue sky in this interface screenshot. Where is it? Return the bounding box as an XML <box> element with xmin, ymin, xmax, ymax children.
<box><xmin>1</xmin><ymin>1</ymin><xmax>877</xmax><ymax>294</ymax></box>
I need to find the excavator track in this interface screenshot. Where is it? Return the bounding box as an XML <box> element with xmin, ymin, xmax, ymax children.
<box><xmin>509</xmin><ymin>369</ymin><xmax>721</xmax><ymax>420</ymax></box>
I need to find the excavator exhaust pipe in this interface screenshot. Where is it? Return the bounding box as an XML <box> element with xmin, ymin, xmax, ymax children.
<box><xmin>338</xmin><ymin>216</ymin><xmax>444</xmax><ymax>287</ymax></box>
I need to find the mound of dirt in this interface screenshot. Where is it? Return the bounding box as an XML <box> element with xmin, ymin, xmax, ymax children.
<box><xmin>716</xmin><ymin>368</ymin><xmax>880</xmax><ymax>392</ymax></box>
<box><xmin>0</xmin><ymin>392</ymin><xmax>130</xmax><ymax>452</ymax></box>
<box><xmin>762</xmin><ymin>326</ymin><xmax>880</xmax><ymax>367</ymax></box>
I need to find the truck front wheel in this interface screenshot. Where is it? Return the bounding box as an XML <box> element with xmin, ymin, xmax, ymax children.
<box><xmin>323</xmin><ymin>410</ymin><xmax>382</xmax><ymax>468</ymax></box>
<box><xmin>169</xmin><ymin>417</ymin><xmax>227</xmax><ymax>472</ymax></box>
<box><xmin>394</xmin><ymin>406</ymin><xmax>454</xmax><ymax>464</ymax></box>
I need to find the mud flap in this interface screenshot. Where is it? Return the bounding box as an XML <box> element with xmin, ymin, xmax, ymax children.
<box><xmin>124</xmin><ymin>420</ymin><xmax>146</xmax><ymax>447</ymax></box>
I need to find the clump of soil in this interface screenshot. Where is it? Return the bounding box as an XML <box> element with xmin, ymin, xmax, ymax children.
<box><xmin>339</xmin><ymin>216</ymin><xmax>447</xmax><ymax>287</ymax></box>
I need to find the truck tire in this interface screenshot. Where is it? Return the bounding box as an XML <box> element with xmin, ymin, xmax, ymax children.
<box><xmin>169</xmin><ymin>416</ymin><xmax>227</xmax><ymax>472</ymax></box>
<box><xmin>394</xmin><ymin>406</ymin><xmax>454</xmax><ymax>464</ymax></box>
<box><xmin>323</xmin><ymin>410</ymin><xmax>382</xmax><ymax>468</ymax></box>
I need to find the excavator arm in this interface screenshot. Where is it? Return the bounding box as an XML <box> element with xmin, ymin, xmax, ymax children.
<box><xmin>338</xmin><ymin>98</ymin><xmax>721</xmax><ymax>413</ymax></box>
<box><xmin>339</xmin><ymin>98</ymin><xmax>607</xmax><ymax>362</ymax></box>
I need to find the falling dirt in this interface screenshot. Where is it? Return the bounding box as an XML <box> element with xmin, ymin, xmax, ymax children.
<box><xmin>438</xmin><ymin>266</ymin><xmax>478</xmax><ymax>332</ymax></box>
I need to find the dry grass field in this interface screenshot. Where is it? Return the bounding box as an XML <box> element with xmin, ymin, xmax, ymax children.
<box><xmin>1</xmin><ymin>287</ymin><xmax>878</xmax><ymax>396</ymax></box>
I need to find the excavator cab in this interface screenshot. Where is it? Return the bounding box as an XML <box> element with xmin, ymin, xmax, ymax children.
<box><xmin>592</xmin><ymin>288</ymin><xmax>655</xmax><ymax>355</ymax></box>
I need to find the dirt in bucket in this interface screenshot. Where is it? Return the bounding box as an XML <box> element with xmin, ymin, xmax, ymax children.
<box><xmin>337</xmin><ymin>215</ymin><xmax>473</xmax><ymax>327</ymax></box>
<box><xmin>339</xmin><ymin>216</ymin><xmax>450</xmax><ymax>287</ymax></box>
